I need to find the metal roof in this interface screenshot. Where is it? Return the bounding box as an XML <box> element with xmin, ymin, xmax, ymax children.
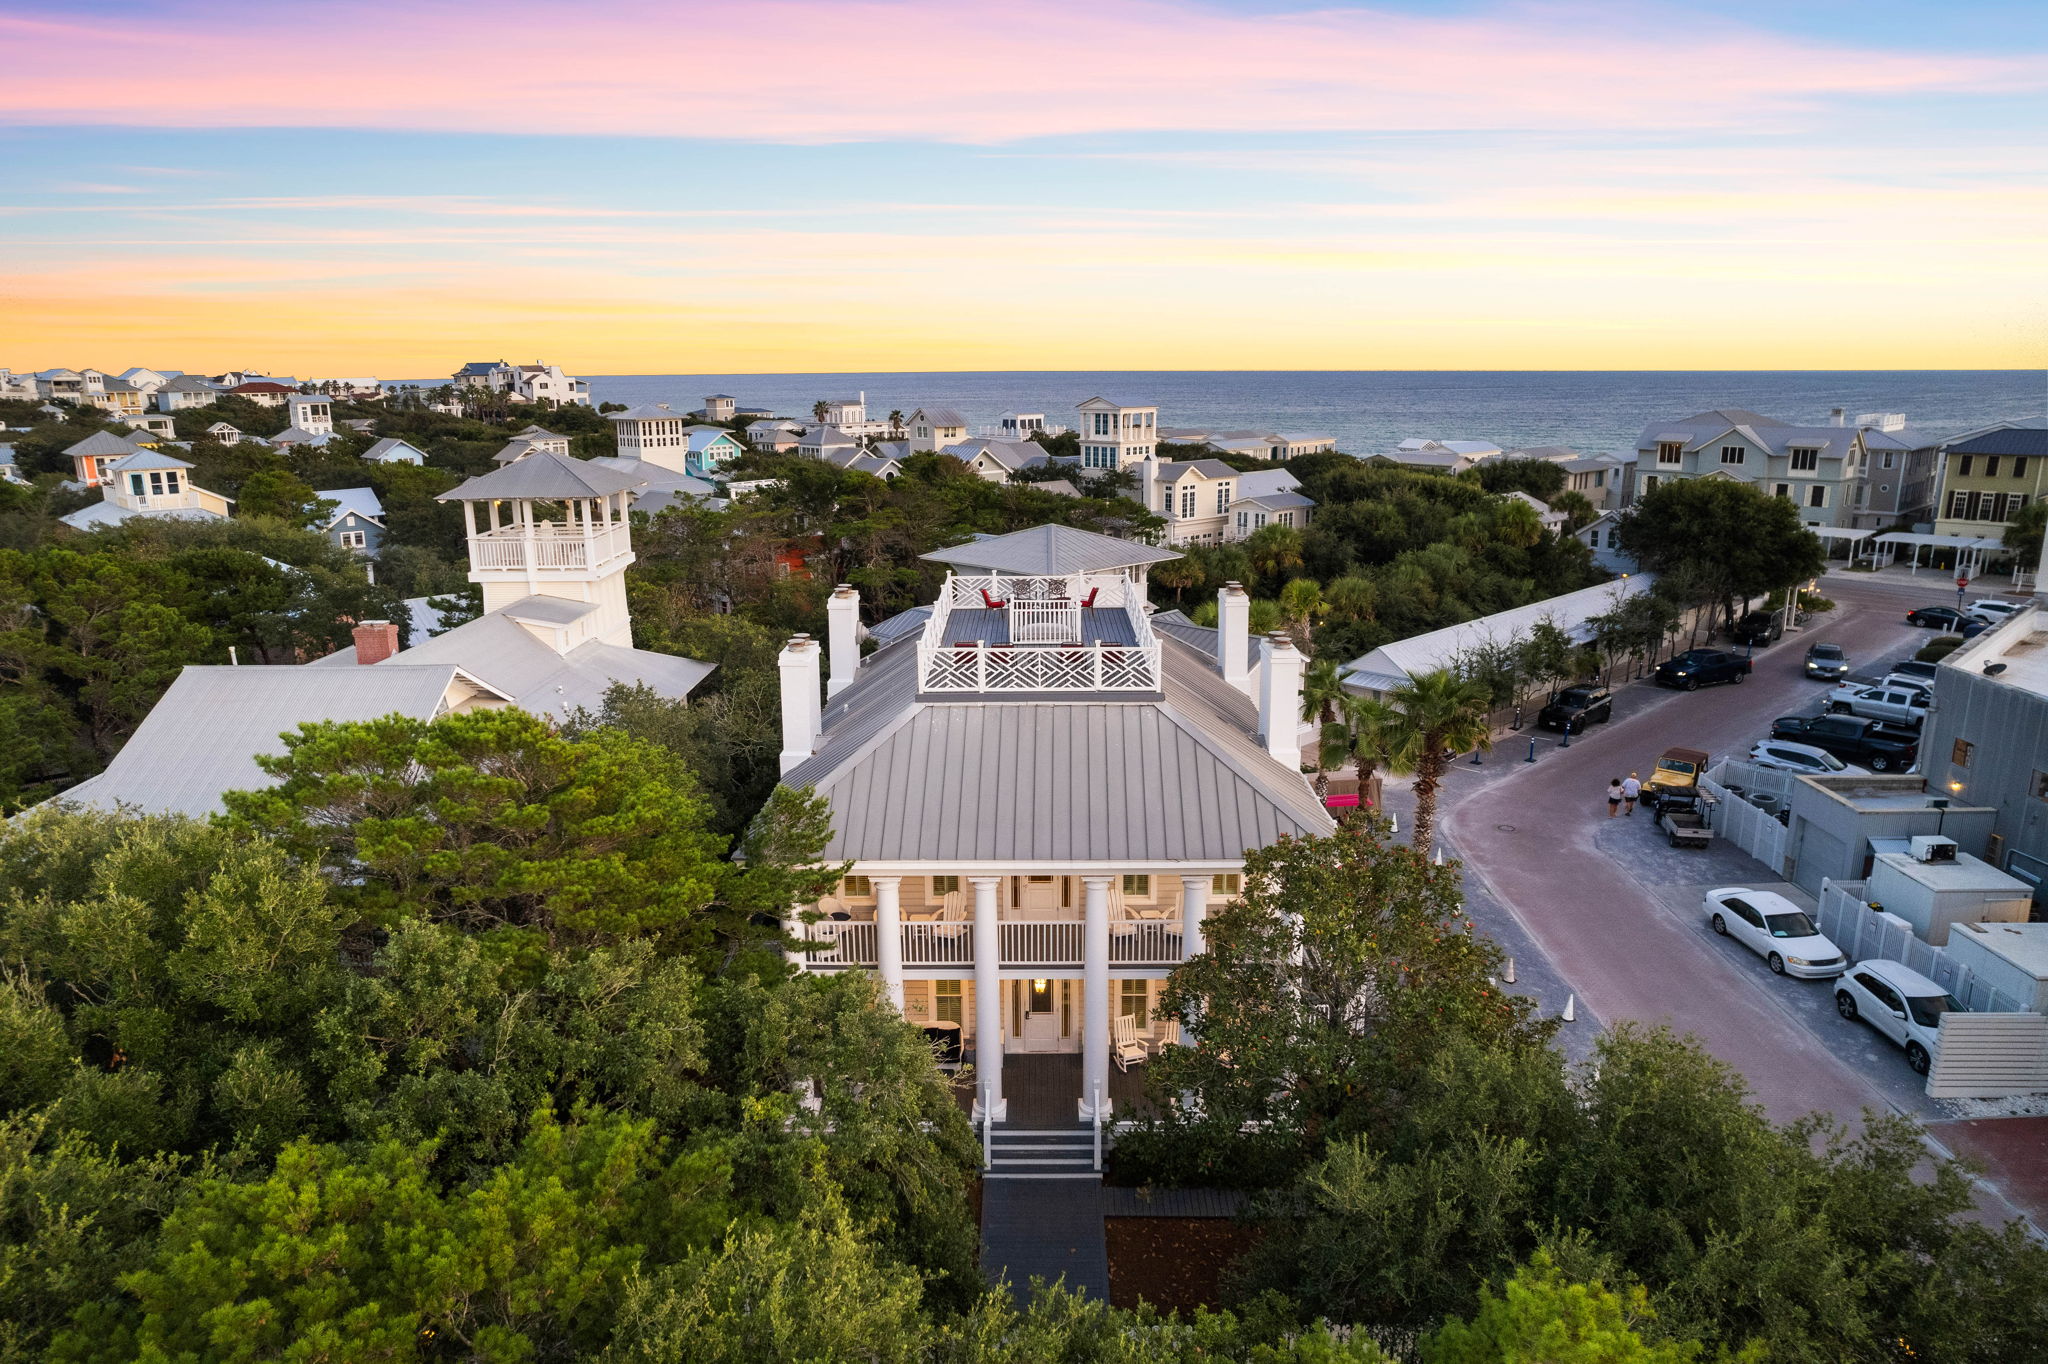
<box><xmin>439</xmin><ymin>451</ymin><xmax>643</xmax><ymax>501</ymax></box>
<box><xmin>920</xmin><ymin>523</ymin><xmax>1181</xmax><ymax>575</ymax></box>
<box><xmin>1158</xmin><ymin>459</ymin><xmax>1238</xmax><ymax>480</ymax></box>
<box><xmin>59</xmin><ymin>664</ymin><xmax>472</xmax><ymax>817</ymax></box>
<box><xmin>1234</xmin><ymin>469</ymin><xmax>1302</xmax><ymax>499</ymax></box>
<box><xmin>65</xmin><ymin>429</ymin><xmax>146</xmax><ymax>458</ymax></box>
<box><xmin>317</xmin><ymin>486</ymin><xmax>384</xmax><ymax>522</ymax></box>
<box><xmin>606</xmin><ymin>404</ymin><xmax>687</xmax><ymax>422</ymax></box>
<box><xmin>781</xmin><ymin>634</ymin><xmax>1330</xmax><ymax>863</ymax></box>
<box><xmin>363</xmin><ymin>437</ymin><xmax>426</xmax><ymax>461</ymax></box>
<box><xmin>1947</xmin><ymin>427</ymin><xmax>2048</xmax><ymax>457</ymax></box>
<box><xmin>914</xmin><ymin>407</ymin><xmax>967</xmax><ymax>427</ymax></box>
<box><xmin>1149</xmin><ymin>609</ymin><xmax>1218</xmax><ymax>657</ymax></box>
<box><xmin>867</xmin><ymin>605</ymin><xmax>933</xmax><ymax>645</ymax></box>
<box><xmin>107</xmin><ymin>448</ymin><xmax>193</xmax><ymax>472</ymax></box>
<box><xmin>1343</xmin><ymin>575</ymin><xmax>1659</xmax><ymax>691</ymax></box>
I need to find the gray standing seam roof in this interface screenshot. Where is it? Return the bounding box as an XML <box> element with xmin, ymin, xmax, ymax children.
<box><xmin>439</xmin><ymin>450</ymin><xmax>643</xmax><ymax>501</ymax></box>
<box><xmin>781</xmin><ymin>634</ymin><xmax>1331</xmax><ymax>862</ymax></box>
<box><xmin>60</xmin><ymin>664</ymin><xmax>466</xmax><ymax>817</ymax></box>
<box><xmin>920</xmin><ymin>524</ymin><xmax>1181</xmax><ymax>575</ymax></box>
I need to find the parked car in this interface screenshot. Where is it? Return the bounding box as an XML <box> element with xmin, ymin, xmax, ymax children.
<box><xmin>1748</xmin><ymin>740</ymin><xmax>1863</xmax><ymax>777</ymax></box>
<box><xmin>1642</xmin><ymin>746</ymin><xmax>1710</xmax><ymax>812</ymax></box>
<box><xmin>1654</xmin><ymin>649</ymin><xmax>1751</xmax><ymax>691</ymax></box>
<box><xmin>1536</xmin><ymin>684</ymin><xmax>1613</xmax><ymax>731</ymax></box>
<box><xmin>1906</xmin><ymin>606</ymin><xmax>1970</xmax><ymax>629</ymax></box>
<box><xmin>1803</xmin><ymin>642</ymin><xmax>1851</xmax><ymax>680</ymax></box>
<box><xmin>1891</xmin><ymin>659</ymin><xmax>1940</xmax><ymax>686</ymax></box>
<box><xmin>1703</xmin><ymin>887</ymin><xmax>1847</xmax><ymax>978</ymax></box>
<box><xmin>1965</xmin><ymin>598</ymin><xmax>2022</xmax><ymax>625</ymax></box>
<box><xmin>1835</xmin><ymin>959</ymin><xmax>1965</xmax><ymax>1075</ymax></box>
<box><xmin>1827</xmin><ymin>683</ymin><xmax>1929</xmax><ymax>727</ymax></box>
<box><xmin>1730</xmin><ymin>610</ymin><xmax>1783</xmax><ymax>646</ymax></box>
<box><xmin>1767</xmin><ymin>714</ymin><xmax>1918</xmax><ymax>771</ymax></box>
<box><xmin>1873</xmin><ymin>673</ymin><xmax>1933</xmax><ymax>699</ymax></box>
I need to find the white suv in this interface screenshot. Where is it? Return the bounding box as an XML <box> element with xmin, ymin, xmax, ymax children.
<box><xmin>1965</xmin><ymin>599</ymin><xmax>2021</xmax><ymax>625</ymax></box>
<box><xmin>1835</xmin><ymin>959</ymin><xmax>1965</xmax><ymax>1075</ymax></box>
<box><xmin>1749</xmin><ymin>740</ymin><xmax>1862</xmax><ymax>777</ymax></box>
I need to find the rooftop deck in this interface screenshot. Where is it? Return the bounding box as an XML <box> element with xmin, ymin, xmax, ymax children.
<box><xmin>918</xmin><ymin>572</ymin><xmax>1161</xmax><ymax>694</ymax></box>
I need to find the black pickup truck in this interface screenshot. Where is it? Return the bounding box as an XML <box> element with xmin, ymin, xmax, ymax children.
<box><xmin>1767</xmin><ymin>714</ymin><xmax>1919</xmax><ymax>772</ymax></box>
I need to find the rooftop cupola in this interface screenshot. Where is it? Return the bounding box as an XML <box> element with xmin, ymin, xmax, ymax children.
<box><xmin>437</xmin><ymin>452</ymin><xmax>643</xmax><ymax>647</ymax></box>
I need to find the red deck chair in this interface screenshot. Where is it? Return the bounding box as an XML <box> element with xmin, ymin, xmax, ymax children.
<box><xmin>979</xmin><ymin>587</ymin><xmax>1007</xmax><ymax>610</ymax></box>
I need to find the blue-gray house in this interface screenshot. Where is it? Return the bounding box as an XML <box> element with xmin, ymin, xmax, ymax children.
<box><xmin>316</xmin><ymin>486</ymin><xmax>385</xmax><ymax>554</ymax></box>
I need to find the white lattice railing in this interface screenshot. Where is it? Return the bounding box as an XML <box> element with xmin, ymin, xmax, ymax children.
<box><xmin>919</xmin><ymin>641</ymin><xmax>1161</xmax><ymax>693</ymax></box>
<box><xmin>946</xmin><ymin>573</ymin><xmax>1131</xmax><ymax>608</ymax></box>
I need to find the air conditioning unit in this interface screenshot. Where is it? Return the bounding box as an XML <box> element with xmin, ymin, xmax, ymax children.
<box><xmin>1911</xmin><ymin>836</ymin><xmax>1958</xmax><ymax>864</ymax></box>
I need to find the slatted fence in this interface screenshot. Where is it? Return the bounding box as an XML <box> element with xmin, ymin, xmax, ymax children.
<box><xmin>1928</xmin><ymin>1013</ymin><xmax>2048</xmax><ymax>1099</ymax></box>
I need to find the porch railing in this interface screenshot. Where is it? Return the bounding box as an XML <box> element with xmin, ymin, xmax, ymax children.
<box><xmin>945</xmin><ymin>572</ymin><xmax>1131</xmax><ymax>608</ymax></box>
<box><xmin>1109</xmin><ymin>921</ymin><xmax>1184</xmax><ymax>966</ymax></box>
<box><xmin>1001</xmin><ymin>921</ymin><xmax>1085</xmax><ymax>968</ymax></box>
<box><xmin>799</xmin><ymin>917</ymin><xmax>1183</xmax><ymax>969</ymax></box>
<box><xmin>901</xmin><ymin>921</ymin><xmax>973</xmax><ymax>966</ymax></box>
<box><xmin>797</xmin><ymin>920</ymin><xmax>878</xmax><ymax>966</ymax></box>
<box><xmin>468</xmin><ymin>522</ymin><xmax>629</xmax><ymax>572</ymax></box>
<box><xmin>919</xmin><ymin>640</ymin><xmax>1161</xmax><ymax>693</ymax></box>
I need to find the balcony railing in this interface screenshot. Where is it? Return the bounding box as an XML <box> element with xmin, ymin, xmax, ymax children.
<box><xmin>468</xmin><ymin>522</ymin><xmax>629</xmax><ymax>572</ymax></box>
<box><xmin>919</xmin><ymin>641</ymin><xmax>1161</xmax><ymax>693</ymax></box>
<box><xmin>945</xmin><ymin>573</ymin><xmax>1132</xmax><ymax>609</ymax></box>
<box><xmin>796</xmin><ymin>918</ymin><xmax>1184</xmax><ymax>970</ymax></box>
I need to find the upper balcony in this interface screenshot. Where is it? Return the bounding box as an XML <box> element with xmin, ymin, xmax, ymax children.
<box><xmin>467</xmin><ymin>521</ymin><xmax>632</xmax><ymax>575</ymax></box>
<box><xmin>916</xmin><ymin>572</ymin><xmax>1162</xmax><ymax>695</ymax></box>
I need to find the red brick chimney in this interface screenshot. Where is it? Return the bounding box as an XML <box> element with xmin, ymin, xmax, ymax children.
<box><xmin>352</xmin><ymin>620</ymin><xmax>400</xmax><ymax>665</ymax></box>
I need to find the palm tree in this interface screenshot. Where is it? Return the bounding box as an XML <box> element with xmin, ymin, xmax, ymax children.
<box><xmin>812</xmin><ymin>400</ymin><xmax>830</xmax><ymax>422</ymax></box>
<box><xmin>1301</xmin><ymin>655</ymin><xmax>1348</xmax><ymax>727</ymax></box>
<box><xmin>1277</xmin><ymin>577</ymin><xmax>1325</xmax><ymax>647</ymax></box>
<box><xmin>1243</xmin><ymin>523</ymin><xmax>1304</xmax><ymax>584</ymax></box>
<box><xmin>1320</xmin><ymin>692</ymin><xmax>1408</xmax><ymax>809</ymax></box>
<box><xmin>1387</xmin><ymin>670</ymin><xmax>1493</xmax><ymax>859</ymax></box>
<box><xmin>887</xmin><ymin>409</ymin><xmax>905</xmax><ymax>436</ymax></box>
<box><xmin>1323</xmin><ymin>575</ymin><xmax>1376</xmax><ymax>623</ymax></box>
<box><xmin>1151</xmin><ymin>555</ymin><xmax>1207</xmax><ymax>605</ymax></box>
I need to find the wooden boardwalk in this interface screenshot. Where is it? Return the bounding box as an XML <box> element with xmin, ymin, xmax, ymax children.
<box><xmin>980</xmin><ymin>1151</ymin><xmax>1109</xmax><ymax>1300</ymax></box>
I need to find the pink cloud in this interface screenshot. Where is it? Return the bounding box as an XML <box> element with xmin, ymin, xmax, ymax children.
<box><xmin>0</xmin><ymin>0</ymin><xmax>2032</xmax><ymax>142</ymax></box>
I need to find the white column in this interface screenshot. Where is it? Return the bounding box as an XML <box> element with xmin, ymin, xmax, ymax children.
<box><xmin>971</xmin><ymin>877</ymin><xmax>1005</xmax><ymax>1122</ymax></box>
<box><xmin>1179</xmin><ymin>874</ymin><xmax>1210</xmax><ymax>960</ymax></box>
<box><xmin>874</xmin><ymin>875</ymin><xmax>904</xmax><ymax>1011</ymax></box>
<box><xmin>1082</xmin><ymin>875</ymin><xmax>1112</xmax><ymax>1120</ymax></box>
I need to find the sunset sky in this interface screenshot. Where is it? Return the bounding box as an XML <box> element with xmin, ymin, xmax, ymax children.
<box><xmin>3</xmin><ymin>0</ymin><xmax>2045</xmax><ymax>376</ymax></box>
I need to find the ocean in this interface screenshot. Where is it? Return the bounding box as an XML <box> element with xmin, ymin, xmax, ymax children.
<box><xmin>545</xmin><ymin>370</ymin><xmax>2047</xmax><ymax>456</ymax></box>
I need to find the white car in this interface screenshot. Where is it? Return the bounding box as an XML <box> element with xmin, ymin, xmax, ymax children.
<box><xmin>1835</xmin><ymin>959</ymin><xmax>1964</xmax><ymax>1075</ymax></box>
<box><xmin>1748</xmin><ymin>740</ymin><xmax>1864</xmax><ymax>777</ymax></box>
<box><xmin>1703</xmin><ymin>887</ymin><xmax>1847</xmax><ymax>978</ymax></box>
<box><xmin>1827</xmin><ymin>684</ymin><xmax>1929</xmax><ymax>726</ymax></box>
<box><xmin>1965</xmin><ymin>599</ymin><xmax>2021</xmax><ymax>625</ymax></box>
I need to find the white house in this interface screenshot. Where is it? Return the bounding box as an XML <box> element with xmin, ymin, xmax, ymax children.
<box><xmin>811</xmin><ymin>393</ymin><xmax>887</xmax><ymax>436</ymax></box>
<box><xmin>0</xmin><ymin>369</ymin><xmax>37</xmax><ymax>400</ymax></box>
<box><xmin>608</xmin><ymin>403</ymin><xmax>693</xmax><ymax>468</ymax></box>
<box><xmin>908</xmin><ymin>407</ymin><xmax>969</xmax><ymax>452</ymax></box>
<box><xmin>153</xmin><ymin>372</ymin><xmax>220</xmax><ymax>409</ymax></box>
<box><xmin>286</xmin><ymin>394</ymin><xmax>334</xmax><ymax>438</ymax></box>
<box><xmin>509</xmin><ymin>425</ymin><xmax>570</xmax><ymax>456</ymax></box>
<box><xmin>798</xmin><ymin>425</ymin><xmax>860</xmax><ymax>460</ymax></box>
<box><xmin>1633</xmin><ymin>409</ymin><xmax>1870</xmax><ymax>528</ymax></box>
<box><xmin>59</xmin><ymin>449</ymin><xmax>233</xmax><ymax>532</ymax></box>
<box><xmin>362</xmin><ymin>437</ymin><xmax>427</xmax><ymax>465</ymax></box>
<box><xmin>117</xmin><ymin>368</ymin><xmax>175</xmax><ymax>395</ymax></box>
<box><xmin>942</xmin><ymin>437</ymin><xmax>1046</xmax><ymax>482</ymax></box>
<box><xmin>64</xmin><ymin>429</ymin><xmax>152</xmax><ymax>486</ymax></box>
<box><xmin>995</xmin><ymin>412</ymin><xmax>1046</xmax><ymax>438</ymax></box>
<box><xmin>1073</xmin><ymin>397</ymin><xmax>1158</xmax><ymax>471</ymax></box>
<box><xmin>206</xmin><ymin>422</ymin><xmax>246</xmax><ymax>445</ymax></box>
<box><xmin>1137</xmin><ymin>457</ymin><xmax>1314</xmax><ymax>545</ymax></box>
<box><xmin>1506</xmin><ymin>490</ymin><xmax>1569</xmax><ymax>533</ymax></box>
<box><xmin>452</xmin><ymin>360</ymin><xmax>592</xmax><ymax>407</ymax></box>
<box><xmin>1576</xmin><ymin>512</ymin><xmax>1639</xmax><ymax>574</ymax></box>
<box><xmin>778</xmin><ymin>525</ymin><xmax>1331</xmax><ymax>1134</ymax></box>
<box><xmin>745</xmin><ymin>418</ymin><xmax>803</xmax><ymax>452</ymax></box>
<box><xmin>1227</xmin><ymin>469</ymin><xmax>1315</xmax><ymax>539</ymax></box>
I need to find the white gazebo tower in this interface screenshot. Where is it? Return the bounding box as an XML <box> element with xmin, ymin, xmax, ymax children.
<box><xmin>438</xmin><ymin>452</ymin><xmax>642</xmax><ymax>648</ymax></box>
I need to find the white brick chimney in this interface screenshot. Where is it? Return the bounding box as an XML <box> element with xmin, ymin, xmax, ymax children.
<box><xmin>1259</xmin><ymin>633</ymin><xmax>1305</xmax><ymax>766</ymax></box>
<box><xmin>1218</xmin><ymin>581</ymin><xmax>1252</xmax><ymax>696</ymax></box>
<box><xmin>826</xmin><ymin>584</ymin><xmax>860</xmax><ymax>698</ymax></box>
<box><xmin>777</xmin><ymin>634</ymin><xmax>823</xmax><ymax>774</ymax></box>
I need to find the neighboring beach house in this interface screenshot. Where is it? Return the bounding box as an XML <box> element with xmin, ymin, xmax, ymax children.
<box><xmin>745</xmin><ymin>418</ymin><xmax>803</xmax><ymax>451</ymax></box>
<box><xmin>65</xmin><ymin>429</ymin><xmax>151</xmax><ymax>486</ymax></box>
<box><xmin>943</xmin><ymin>437</ymin><xmax>1046</xmax><ymax>482</ymax></box>
<box><xmin>908</xmin><ymin>407</ymin><xmax>969</xmax><ymax>452</ymax></box>
<box><xmin>57</xmin><ymin>451</ymin><xmax>714</xmax><ymax>818</ymax></box>
<box><xmin>1932</xmin><ymin>426</ymin><xmax>2048</xmax><ymax>540</ymax></box>
<box><xmin>779</xmin><ymin>526</ymin><xmax>1331</xmax><ymax>1125</ymax></box>
<box><xmin>362</xmin><ymin>437</ymin><xmax>427</xmax><ymax>465</ymax></box>
<box><xmin>229</xmin><ymin>381</ymin><xmax>296</xmax><ymax>407</ymax></box>
<box><xmin>681</xmin><ymin>425</ymin><xmax>747</xmax><ymax>476</ymax></box>
<box><xmin>608</xmin><ymin>403</ymin><xmax>692</xmax><ymax>467</ymax></box>
<box><xmin>59</xmin><ymin>449</ymin><xmax>233</xmax><ymax>531</ymax></box>
<box><xmin>453</xmin><ymin>360</ymin><xmax>592</xmax><ymax>407</ymax></box>
<box><xmin>207</xmin><ymin>422</ymin><xmax>246</xmax><ymax>445</ymax></box>
<box><xmin>154</xmin><ymin>374</ymin><xmax>221</xmax><ymax>411</ymax></box>
<box><xmin>1138</xmin><ymin>457</ymin><xmax>1315</xmax><ymax>546</ymax></box>
<box><xmin>1228</xmin><ymin>468</ymin><xmax>1315</xmax><ymax>538</ymax></box>
<box><xmin>1633</xmin><ymin>409</ymin><xmax>1871</xmax><ymax>528</ymax></box>
<box><xmin>1072</xmin><ymin>397</ymin><xmax>1159</xmax><ymax>471</ymax></box>
<box><xmin>315</xmin><ymin>486</ymin><xmax>385</xmax><ymax>554</ymax></box>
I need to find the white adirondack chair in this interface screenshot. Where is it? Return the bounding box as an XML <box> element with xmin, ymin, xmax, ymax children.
<box><xmin>1112</xmin><ymin>1015</ymin><xmax>1148</xmax><ymax>1071</ymax></box>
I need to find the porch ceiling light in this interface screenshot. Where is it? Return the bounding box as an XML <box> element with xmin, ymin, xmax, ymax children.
<box><xmin>1031</xmin><ymin>978</ymin><xmax>1049</xmax><ymax>991</ymax></box>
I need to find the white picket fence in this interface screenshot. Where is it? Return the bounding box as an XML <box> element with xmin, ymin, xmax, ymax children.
<box><xmin>1816</xmin><ymin>879</ymin><xmax>2029</xmax><ymax>1016</ymax></box>
<box><xmin>1700</xmin><ymin>760</ymin><xmax>1792</xmax><ymax>874</ymax></box>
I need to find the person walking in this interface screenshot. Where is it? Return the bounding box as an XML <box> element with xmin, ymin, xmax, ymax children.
<box><xmin>1607</xmin><ymin>777</ymin><xmax>1624</xmax><ymax>818</ymax></box>
<box><xmin>1622</xmin><ymin>772</ymin><xmax>1643</xmax><ymax>816</ymax></box>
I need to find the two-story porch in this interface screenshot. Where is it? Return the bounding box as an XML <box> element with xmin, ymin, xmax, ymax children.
<box><xmin>792</xmin><ymin>869</ymin><xmax>1238</xmax><ymax>1122</ymax></box>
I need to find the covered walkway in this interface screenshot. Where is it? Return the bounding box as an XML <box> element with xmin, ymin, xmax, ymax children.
<box><xmin>1864</xmin><ymin>531</ymin><xmax>2005</xmax><ymax>577</ymax></box>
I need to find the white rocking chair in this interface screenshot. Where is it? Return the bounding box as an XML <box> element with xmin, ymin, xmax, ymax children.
<box><xmin>1112</xmin><ymin>1015</ymin><xmax>1149</xmax><ymax>1071</ymax></box>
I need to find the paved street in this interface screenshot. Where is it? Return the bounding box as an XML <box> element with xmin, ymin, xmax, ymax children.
<box><xmin>1440</xmin><ymin>572</ymin><xmax>1963</xmax><ymax>1130</ymax></box>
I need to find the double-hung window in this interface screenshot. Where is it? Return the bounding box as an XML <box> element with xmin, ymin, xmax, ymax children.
<box><xmin>1789</xmin><ymin>448</ymin><xmax>1818</xmax><ymax>473</ymax></box>
<box><xmin>1121</xmin><ymin>874</ymin><xmax>1150</xmax><ymax>896</ymax></box>
<box><xmin>1179</xmin><ymin>487</ymin><xmax>1196</xmax><ymax>518</ymax></box>
<box><xmin>1119</xmin><ymin>979</ymin><xmax>1149</xmax><ymax>1023</ymax></box>
<box><xmin>1657</xmin><ymin>442</ymin><xmax>1682</xmax><ymax>465</ymax></box>
<box><xmin>1720</xmin><ymin>446</ymin><xmax>1745</xmax><ymax>465</ymax></box>
<box><xmin>1215</xmin><ymin>484</ymin><xmax>1231</xmax><ymax>515</ymax></box>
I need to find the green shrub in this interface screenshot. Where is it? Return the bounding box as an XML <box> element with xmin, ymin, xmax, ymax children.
<box><xmin>1917</xmin><ymin>635</ymin><xmax>1964</xmax><ymax>663</ymax></box>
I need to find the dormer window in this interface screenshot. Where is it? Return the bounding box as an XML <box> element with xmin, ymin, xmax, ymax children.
<box><xmin>1720</xmin><ymin>446</ymin><xmax>1745</xmax><ymax>465</ymax></box>
<box><xmin>1789</xmin><ymin>448</ymin><xmax>1819</xmax><ymax>472</ymax></box>
<box><xmin>1657</xmin><ymin>442</ymin><xmax>1682</xmax><ymax>464</ymax></box>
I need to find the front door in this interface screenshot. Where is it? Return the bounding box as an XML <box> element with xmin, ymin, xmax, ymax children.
<box><xmin>1017</xmin><ymin>875</ymin><xmax>1065</xmax><ymax>917</ymax></box>
<box><xmin>1010</xmin><ymin>978</ymin><xmax>1072</xmax><ymax>1053</ymax></box>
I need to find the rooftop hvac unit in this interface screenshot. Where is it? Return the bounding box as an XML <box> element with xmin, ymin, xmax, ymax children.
<box><xmin>1911</xmin><ymin>836</ymin><xmax>1958</xmax><ymax>864</ymax></box>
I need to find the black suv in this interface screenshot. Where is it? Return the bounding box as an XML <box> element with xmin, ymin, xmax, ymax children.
<box><xmin>1731</xmin><ymin>610</ymin><xmax>1783</xmax><ymax>646</ymax></box>
<box><xmin>1654</xmin><ymin>649</ymin><xmax>1751</xmax><ymax>691</ymax></box>
<box><xmin>1536</xmin><ymin>684</ymin><xmax>1614</xmax><ymax>731</ymax></box>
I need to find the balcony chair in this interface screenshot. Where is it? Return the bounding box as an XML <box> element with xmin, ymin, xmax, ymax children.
<box><xmin>1150</xmin><ymin>1019</ymin><xmax>1182</xmax><ymax>1053</ymax></box>
<box><xmin>1079</xmin><ymin>587</ymin><xmax>1100</xmax><ymax>608</ymax></box>
<box><xmin>1112</xmin><ymin>1015</ymin><xmax>1149</xmax><ymax>1071</ymax></box>
<box><xmin>978</xmin><ymin>587</ymin><xmax>1007</xmax><ymax>610</ymax></box>
<box><xmin>932</xmin><ymin>890</ymin><xmax>969</xmax><ymax>939</ymax></box>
